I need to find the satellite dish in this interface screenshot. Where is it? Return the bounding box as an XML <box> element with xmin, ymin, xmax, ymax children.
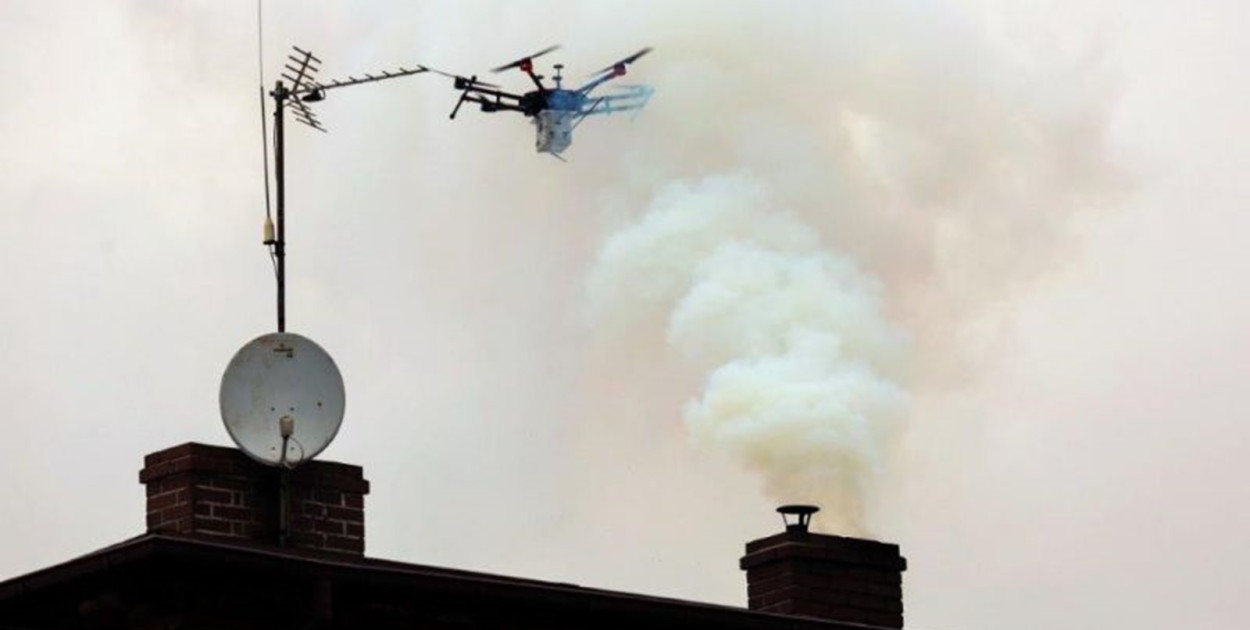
<box><xmin>219</xmin><ymin>332</ymin><xmax>346</xmax><ymax>467</ymax></box>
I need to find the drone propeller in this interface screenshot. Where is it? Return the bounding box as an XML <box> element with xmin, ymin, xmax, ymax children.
<box><xmin>425</xmin><ymin>67</ymin><xmax>500</xmax><ymax>89</ymax></box>
<box><xmin>591</xmin><ymin>47</ymin><xmax>653</xmax><ymax>76</ymax></box>
<box><xmin>491</xmin><ymin>45</ymin><xmax>561</xmax><ymax>73</ymax></box>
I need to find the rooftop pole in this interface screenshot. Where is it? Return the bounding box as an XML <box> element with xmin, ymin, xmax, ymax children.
<box><xmin>272</xmin><ymin>80</ymin><xmax>287</xmax><ymax>333</ymax></box>
<box><xmin>264</xmin><ymin>46</ymin><xmax>427</xmax><ymax>334</ymax></box>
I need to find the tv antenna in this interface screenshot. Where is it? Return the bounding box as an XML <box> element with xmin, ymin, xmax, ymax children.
<box><xmin>262</xmin><ymin>46</ymin><xmax>429</xmax><ymax>333</ymax></box>
<box><xmin>220</xmin><ymin>44</ymin><xmax>429</xmax><ymax>545</ymax></box>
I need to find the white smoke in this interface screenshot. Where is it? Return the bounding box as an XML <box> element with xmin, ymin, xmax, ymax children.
<box><xmin>590</xmin><ymin>175</ymin><xmax>908</xmax><ymax>532</ymax></box>
<box><xmin>583</xmin><ymin>3</ymin><xmax>1118</xmax><ymax>535</ymax></box>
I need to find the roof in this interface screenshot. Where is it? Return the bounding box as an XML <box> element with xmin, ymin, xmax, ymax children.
<box><xmin>0</xmin><ymin>533</ymin><xmax>876</xmax><ymax>629</ymax></box>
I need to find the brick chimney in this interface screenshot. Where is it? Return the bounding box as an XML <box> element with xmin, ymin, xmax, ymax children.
<box><xmin>139</xmin><ymin>443</ymin><xmax>369</xmax><ymax>555</ymax></box>
<box><xmin>741</xmin><ymin>506</ymin><xmax>907</xmax><ymax>628</ymax></box>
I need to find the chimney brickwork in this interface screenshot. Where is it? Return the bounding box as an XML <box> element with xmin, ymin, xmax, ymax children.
<box><xmin>139</xmin><ymin>442</ymin><xmax>369</xmax><ymax>555</ymax></box>
<box><xmin>741</xmin><ymin>531</ymin><xmax>907</xmax><ymax>628</ymax></box>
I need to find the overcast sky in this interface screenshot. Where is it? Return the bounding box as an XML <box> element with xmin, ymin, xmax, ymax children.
<box><xmin>1</xmin><ymin>2</ymin><xmax>1248</xmax><ymax>629</ymax></box>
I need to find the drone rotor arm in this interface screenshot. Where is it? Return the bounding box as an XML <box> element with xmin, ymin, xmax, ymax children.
<box><xmin>588</xmin><ymin>46</ymin><xmax>653</xmax><ymax>77</ymax></box>
<box><xmin>490</xmin><ymin>45</ymin><xmax>561</xmax><ymax>73</ymax></box>
<box><xmin>576</xmin><ymin>71</ymin><xmax>617</xmax><ymax>95</ymax></box>
<box><xmin>423</xmin><ymin>66</ymin><xmax>503</xmax><ymax>90</ymax></box>
<box><xmin>460</xmin><ymin>84</ymin><xmax>525</xmax><ymax>103</ymax></box>
<box><xmin>576</xmin><ymin>86</ymin><xmax>653</xmax><ymax>119</ymax></box>
<box><xmin>464</xmin><ymin>95</ymin><xmax>526</xmax><ymax>114</ymax></box>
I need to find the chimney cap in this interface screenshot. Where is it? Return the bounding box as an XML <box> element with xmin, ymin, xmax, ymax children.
<box><xmin>776</xmin><ymin>504</ymin><xmax>820</xmax><ymax>533</ymax></box>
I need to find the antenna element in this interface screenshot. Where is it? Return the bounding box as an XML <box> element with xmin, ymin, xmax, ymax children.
<box><xmin>263</xmin><ymin>46</ymin><xmax>430</xmax><ymax>332</ymax></box>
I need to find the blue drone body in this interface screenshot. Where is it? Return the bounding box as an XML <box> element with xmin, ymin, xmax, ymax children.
<box><xmin>432</xmin><ymin>46</ymin><xmax>654</xmax><ymax>157</ymax></box>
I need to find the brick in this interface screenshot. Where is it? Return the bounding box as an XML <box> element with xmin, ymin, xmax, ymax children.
<box><xmin>144</xmin><ymin>473</ymin><xmax>192</xmax><ymax>496</ymax></box>
<box><xmin>322</xmin><ymin>535</ymin><xmax>365</xmax><ymax>554</ymax></box>
<box><xmin>742</xmin><ymin>531</ymin><xmax>906</xmax><ymax>628</ymax></box>
<box><xmin>147</xmin><ymin>491</ymin><xmax>181</xmax><ymax>511</ymax></box>
<box><xmin>143</xmin><ymin>443</ymin><xmax>199</xmax><ymax>468</ymax></box>
<box><xmin>751</xmin><ymin>585</ymin><xmax>902</xmax><ymax>614</ymax></box>
<box><xmin>195</xmin><ymin>518</ymin><xmax>235</xmax><ymax>535</ymax></box>
<box><xmin>161</xmin><ymin>503</ymin><xmax>192</xmax><ymax>522</ymax></box>
<box><xmin>207</xmin><ymin>477</ymin><xmax>255</xmax><ymax>492</ymax></box>
<box><xmin>167</xmin><ymin>455</ymin><xmax>195</xmax><ymax>475</ymax></box>
<box><xmin>211</xmin><ymin>505</ymin><xmax>253</xmax><ymax>521</ymax></box>
<box><xmin>749</xmin><ymin>573</ymin><xmax>901</xmax><ymax>598</ymax></box>
<box><xmin>139</xmin><ymin>443</ymin><xmax>369</xmax><ymax>554</ymax></box>
<box><xmin>294</xmin><ymin>462</ymin><xmax>369</xmax><ymax>494</ymax></box>
<box><xmin>325</xmin><ymin>506</ymin><xmax>362</xmax><ymax>522</ymax></box>
<box><xmin>314</xmin><ymin>490</ymin><xmax>344</xmax><ymax>506</ymax></box>
<box><xmin>194</xmin><ymin>487</ymin><xmax>234</xmax><ymax>505</ymax></box>
<box><xmin>138</xmin><ymin>462</ymin><xmax>173</xmax><ymax>484</ymax></box>
<box><xmin>312</xmin><ymin>519</ymin><xmax>344</xmax><ymax>535</ymax></box>
<box><xmin>287</xmin><ymin>486</ymin><xmax>315</xmax><ymax>501</ymax></box>
<box><xmin>238</xmin><ymin>491</ymin><xmax>277</xmax><ymax>509</ymax></box>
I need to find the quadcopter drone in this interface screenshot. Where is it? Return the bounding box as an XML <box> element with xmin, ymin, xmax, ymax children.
<box><xmin>427</xmin><ymin>45</ymin><xmax>654</xmax><ymax>157</ymax></box>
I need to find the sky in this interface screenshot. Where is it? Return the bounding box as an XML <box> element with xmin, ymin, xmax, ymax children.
<box><xmin>1</xmin><ymin>2</ymin><xmax>1249</xmax><ymax>629</ymax></box>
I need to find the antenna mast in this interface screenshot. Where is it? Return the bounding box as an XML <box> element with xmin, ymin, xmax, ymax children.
<box><xmin>264</xmin><ymin>46</ymin><xmax>428</xmax><ymax>332</ymax></box>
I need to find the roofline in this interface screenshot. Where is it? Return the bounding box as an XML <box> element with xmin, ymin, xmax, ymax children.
<box><xmin>0</xmin><ymin>534</ymin><xmax>880</xmax><ymax>629</ymax></box>
<box><xmin>0</xmin><ymin>533</ymin><xmax>160</xmax><ymax>601</ymax></box>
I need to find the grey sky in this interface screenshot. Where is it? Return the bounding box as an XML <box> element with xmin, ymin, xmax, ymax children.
<box><xmin>1</xmin><ymin>2</ymin><xmax>1247</xmax><ymax>629</ymax></box>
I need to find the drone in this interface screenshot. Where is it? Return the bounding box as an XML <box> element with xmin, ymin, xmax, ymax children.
<box><xmin>427</xmin><ymin>45</ymin><xmax>654</xmax><ymax>157</ymax></box>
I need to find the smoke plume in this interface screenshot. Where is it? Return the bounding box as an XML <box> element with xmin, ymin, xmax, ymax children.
<box><xmin>584</xmin><ymin>2</ymin><xmax>1117</xmax><ymax>533</ymax></box>
<box><xmin>589</xmin><ymin>175</ymin><xmax>908</xmax><ymax>532</ymax></box>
